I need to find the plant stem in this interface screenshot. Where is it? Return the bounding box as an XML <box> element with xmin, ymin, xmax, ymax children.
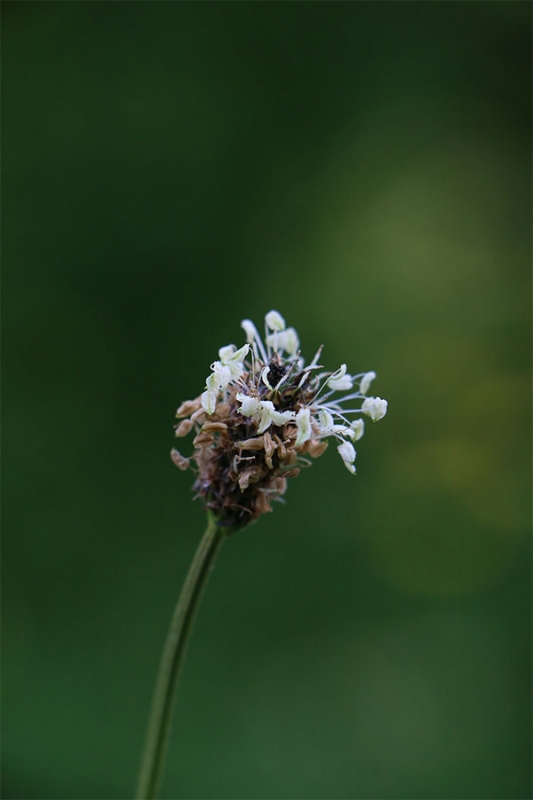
<box><xmin>135</xmin><ymin>513</ymin><xmax>226</xmax><ymax>799</ymax></box>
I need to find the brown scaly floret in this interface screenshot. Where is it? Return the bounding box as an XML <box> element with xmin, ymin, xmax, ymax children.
<box><xmin>173</xmin><ymin>379</ymin><xmax>316</xmax><ymax>529</ymax></box>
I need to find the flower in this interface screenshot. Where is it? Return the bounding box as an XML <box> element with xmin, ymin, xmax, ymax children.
<box><xmin>237</xmin><ymin>393</ymin><xmax>295</xmax><ymax>433</ymax></box>
<box><xmin>201</xmin><ymin>344</ymin><xmax>249</xmax><ymax>413</ymax></box>
<box><xmin>235</xmin><ymin>392</ymin><xmax>261</xmax><ymax>417</ymax></box>
<box><xmin>173</xmin><ymin>311</ymin><xmax>387</xmax><ymax>529</ymax></box>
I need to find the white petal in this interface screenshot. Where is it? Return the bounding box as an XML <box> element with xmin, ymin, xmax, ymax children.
<box><xmin>318</xmin><ymin>408</ymin><xmax>334</xmax><ymax>432</ymax></box>
<box><xmin>206</xmin><ymin>372</ymin><xmax>219</xmax><ymax>392</ymax></box>
<box><xmin>360</xmin><ymin>371</ymin><xmax>376</xmax><ymax>396</ymax></box>
<box><xmin>361</xmin><ymin>397</ymin><xmax>388</xmax><ymax>421</ymax></box>
<box><xmin>269</xmin><ymin>408</ymin><xmax>296</xmax><ymax>426</ymax></box>
<box><xmin>256</xmin><ymin>401</ymin><xmax>294</xmax><ymax>434</ymax></box>
<box><xmin>295</xmin><ymin>407</ymin><xmax>312</xmax><ymax>447</ymax></box>
<box><xmin>265</xmin><ymin>310</ymin><xmax>286</xmax><ymax>331</ymax></box>
<box><xmin>257</xmin><ymin>401</ymin><xmax>276</xmax><ymax>434</ymax></box>
<box><xmin>350</xmin><ymin>419</ymin><xmax>365</xmax><ymax>441</ymax></box>
<box><xmin>218</xmin><ymin>344</ymin><xmax>236</xmax><ymax>361</ymax></box>
<box><xmin>201</xmin><ymin>390</ymin><xmax>217</xmax><ymax>415</ymax></box>
<box><xmin>226</xmin><ymin>360</ymin><xmax>245</xmax><ymax>381</ymax></box>
<box><xmin>236</xmin><ymin>393</ymin><xmax>261</xmax><ymax>417</ymax></box>
<box><xmin>211</xmin><ymin>362</ymin><xmax>232</xmax><ymax>390</ymax></box>
<box><xmin>230</xmin><ymin>344</ymin><xmax>250</xmax><ymax>362</ymax></box>
<box><xmin>337</xmin><ymin>441</ymin><xmax>356</xmax><ymax>473</ymax></box>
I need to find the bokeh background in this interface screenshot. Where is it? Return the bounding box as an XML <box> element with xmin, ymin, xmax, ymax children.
<box><xmin>3</xmin><ymin>3</ymin><xmax>531</xmax><ymax>799</ymax></box>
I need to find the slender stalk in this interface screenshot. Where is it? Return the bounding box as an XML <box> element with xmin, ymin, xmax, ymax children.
<box><xmin>136</xmin><ymin>513</ymin><xmax>226</xmax><ymax>799</ymax></box>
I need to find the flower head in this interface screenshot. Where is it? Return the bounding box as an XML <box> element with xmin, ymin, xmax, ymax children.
<box><xmin>173</xmin><ymin>312</ymin><xmax>387</xmax><ymax>529</ymax></box>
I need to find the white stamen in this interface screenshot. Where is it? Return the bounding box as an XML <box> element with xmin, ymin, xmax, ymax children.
<box><xmin>260</xmin><ymin>366</ymin><xmax>274</xmax><ymax>391</ymax></box>
<box><xmin>361</xmin><ymin>397</ymin><xmax>388</xmax><ymax>421</ymax></box>
<box><xmin>266</xmin><ymin>327</ymin><xmax>299</xmax><ymax>356</ymax></box>
<box><xmin>337</xmin><ymin>440</ymin><xmax>356</xmax><ymax>473</ymax></box>
<box><xmin>327</xmin><ymin>364</ymin><xmax>354</xmax><ymax>392</ymax></box>
<box><xmin>241</xmin><ymin>318</ymin><xmax>268</xmax><ymax>363</ymax></box>
<box><xmin>265</xmin><ymin>310</ymin><xmax>286</xmax><ymax>331</ymax></box>
<box><xmin>360</xmin><ymin>371</ymin><xmax>376</xmax><ymax>396</ymax></box>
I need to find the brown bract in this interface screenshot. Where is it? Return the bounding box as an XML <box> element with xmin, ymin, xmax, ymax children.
<box><xmin>171</xmin><ymin>363</ymin><xmax>327</xmax><ymax>530</ymax></box>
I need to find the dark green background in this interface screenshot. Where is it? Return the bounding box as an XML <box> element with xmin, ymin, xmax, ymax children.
<box><xmin>3</xmin><ymin>3</ymin><xmax>531</xmax><ymax>798</ymax></box>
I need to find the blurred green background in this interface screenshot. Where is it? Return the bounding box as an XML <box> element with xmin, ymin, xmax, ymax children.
<box><xmin>3</xmin><ymin>2</ymin><xmax>531</xmax><ymax>799</ymax></box>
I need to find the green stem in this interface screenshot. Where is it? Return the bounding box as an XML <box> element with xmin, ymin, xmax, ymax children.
<box><xmin>135</xmin><ymin>513</ymin><xmax>226</xmax><ymax>799</ymax></box>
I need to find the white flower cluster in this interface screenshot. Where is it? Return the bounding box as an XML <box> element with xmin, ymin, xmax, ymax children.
<box><xmin>201</xmin><ymin>344</ymin><xmax>249</xmax><ymax>415</ymax></box>
<box><xmin>200</xmin><ymin>310</ymin><xmax>387</xmax><ymax>474</ymax></box>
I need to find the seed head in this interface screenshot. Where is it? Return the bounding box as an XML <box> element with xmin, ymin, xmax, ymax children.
<box><xmin>172</xmin><ymin>311</ymin><xmax>387</xmax><ymax>530</ymax></box>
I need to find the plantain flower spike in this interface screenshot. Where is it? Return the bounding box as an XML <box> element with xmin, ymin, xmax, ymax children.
<box><xmin>172</xmin><ymin>311</ymin><xmax>387</xmax><ymax>529</ymax></box>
